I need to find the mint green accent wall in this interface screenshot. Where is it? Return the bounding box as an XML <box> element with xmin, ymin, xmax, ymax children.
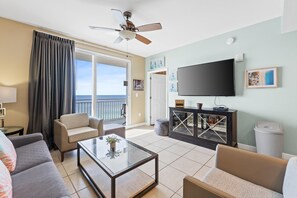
<box><xmin>146</xmin><ymin>18</ymin><xmax>297</xmax><ymax>155</ymax></box>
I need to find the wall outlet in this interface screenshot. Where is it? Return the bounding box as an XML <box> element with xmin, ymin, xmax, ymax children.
<box><xmin>138</xmin><ymin>112</ymin><xmax>141</xmax><ymax>117</ymax></box>
<box><xmin>136</xmin><ymin>93</ymin><xmax>138</xmax><ymax>97</ymax></box>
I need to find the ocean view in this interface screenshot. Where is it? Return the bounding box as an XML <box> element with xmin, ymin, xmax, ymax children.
<box><xmin>76</xmin><ymin>95</ymin><xmax>126</xmax><ymax>101</ymax></box>
<box><xmin>75</xmin><ymin>95</ymin><xmax>127</xmax><ymax>120</ymax></box>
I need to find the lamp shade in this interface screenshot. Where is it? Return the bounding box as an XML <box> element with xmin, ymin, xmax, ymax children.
<box><xmin>119</xmin><ymin>30</ymin><xmax>136</xmax><ymax>40</ymax></box>
<box><xmin>0</xmin><ymin>86</ymin><xmax>17</xmax><ymax>103</ymax></box>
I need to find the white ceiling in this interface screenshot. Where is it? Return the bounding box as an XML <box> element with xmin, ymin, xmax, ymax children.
<box><xmin>0</xmin><ymin>0</ymin><xmax>282</xmax><ymax>57</ymax></box>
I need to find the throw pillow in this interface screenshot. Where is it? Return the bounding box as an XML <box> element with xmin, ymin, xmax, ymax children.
<box><xmin>283</xmin><ymin>157</ymin><xmax>297</xmax><ymax>198</ymax></box>
<box><xmin>0</xmin><ymin>132</ymin><xmax>17</xmax><ymax>172</ymax></box>
<box><xmin>0</xmin><ymin>160</ymin><xmax>12</xmax><ymax>198</ymax></box>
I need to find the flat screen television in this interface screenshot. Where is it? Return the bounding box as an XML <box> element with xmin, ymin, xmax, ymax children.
<box><xmin>177</xmin><ymin>59</ymin><xmax>235</xmax><ymax>96</ymax></box>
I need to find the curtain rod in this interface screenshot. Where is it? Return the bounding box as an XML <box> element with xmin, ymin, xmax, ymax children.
<box><xmin>35</xmin><ymin>29</ymin><xmax>134</xmax><ymax>58</ymax></box>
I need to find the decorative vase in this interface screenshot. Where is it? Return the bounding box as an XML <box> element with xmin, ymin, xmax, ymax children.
<box><xmin>110</xmin><ymin>142</ymin><xmax>116</xmax><ymax>152</ymax></box>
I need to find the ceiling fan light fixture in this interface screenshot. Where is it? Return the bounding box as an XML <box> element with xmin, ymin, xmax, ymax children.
<box><xmin>119</xmin><ymin>30</ymin><xmax>136</xmax><ymax>40</ymax></box>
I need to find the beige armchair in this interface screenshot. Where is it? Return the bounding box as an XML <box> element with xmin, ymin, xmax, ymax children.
<box><xmin>184</xmin><ymin>144</ymin><xmax>288</xmax><ymax>198</ymax></box>
<box><xmin>54</xmin><ymin>113</ymin><xmax>103</xmax><ymax>161</ymax></box>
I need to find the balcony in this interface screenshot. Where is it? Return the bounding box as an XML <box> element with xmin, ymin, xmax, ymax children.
<box><xmin>76</xmin><ymin>97</ymin><xmax>126</xmax><ymax>125</ymax></box>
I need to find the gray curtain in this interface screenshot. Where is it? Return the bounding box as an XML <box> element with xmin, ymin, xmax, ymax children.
<box><xmin>28</xmin><ymin>31</ymin><xmax>76</xmax><ymax>148</ymax></box>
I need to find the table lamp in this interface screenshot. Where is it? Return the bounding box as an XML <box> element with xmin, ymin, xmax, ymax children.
<box><xmin>0</xmin><ymin>86</ymin><xmax>17</xmax><ymax>129</ymax></box>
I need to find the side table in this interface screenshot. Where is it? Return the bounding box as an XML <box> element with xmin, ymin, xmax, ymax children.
<box><xmin>0</xmin><ymin>126</ymin><xmax>24</xmax><ymax>136</ymax></box>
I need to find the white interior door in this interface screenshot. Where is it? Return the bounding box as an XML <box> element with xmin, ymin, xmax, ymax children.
<box><xmin>150</xmin><ymin>73</ymin><xmax>166</xmax><ymax>125</ymax></box>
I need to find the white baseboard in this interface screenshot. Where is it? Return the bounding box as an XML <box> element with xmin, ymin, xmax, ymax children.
<box><xmin>282</xmin><ymin>153</ymin><xmax>296</xmax><ymax>160</ymax></box>
<box><xmin>238</xmin><ymin>143</ymin><xmax>296</xmax><ymax>160</ymax></box>
<box><xmin>125</xmin><ymin>122</ymin><xmax>147</xmax><ymax>129</ymax></box>
<box><xmin>238</xmin><ymin>143</ymin><xmax>257</xmax><ymax>152</ymax></box>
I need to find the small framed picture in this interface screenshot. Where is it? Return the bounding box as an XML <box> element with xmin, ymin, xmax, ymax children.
<box><xmin>169</xmin><ymin>82</ymin><xmax>177</xmax><ymax>92</ymax></box>
<box><xmin>0</xmin><ymin>108</ymin><xmax>6</xmax><ymax>117</ymax></box>
<box><xmin>149</xmin><ymin>56</ymin><xmax>165</xmax><ymax>70</ymax></box>
<box><xmin>133</xmin><ymin>79</ymin><xmax>144</xmax><ymax>91</ymax></box>
<box><xmin>246</xmin><ymin>67</ymin><xmax>278</xmax><ymax>88</ymax></box>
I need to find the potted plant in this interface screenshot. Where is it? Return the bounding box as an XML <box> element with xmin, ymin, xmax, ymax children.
<box><xmin>106</xmin><ymin>136</ymin><xmax>121</xmax><ymax>152</ymax></box>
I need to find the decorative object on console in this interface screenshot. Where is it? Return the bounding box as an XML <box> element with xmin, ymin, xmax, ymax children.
<box><xmin>133</xmin><ymin>79</ymin><xmax>144</xmax><ymax>91</ymax></box>
<box><xmin>246</xmin><ymin>67</ymin><xmax>278</xmax><ymax>88</ymax></box>
<box><xmin>197</xmin><ymin>103</ymin><xmax>203</xmax><ymax>110</ymax></box>
<box><xmin>175</xmin><ymin>99</ymin><xmax>184</xmax><ymax>108</ymax></box>
<box><xmin>0</xmin><ymin>86</ymin><xmax>17</xmax><ymax>128</ymax></box>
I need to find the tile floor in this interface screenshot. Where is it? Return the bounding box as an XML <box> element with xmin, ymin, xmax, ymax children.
<box><xmin>51</xmin><ymin>125</ymin><xmax>216</xmax><ymax>198</ymax></box>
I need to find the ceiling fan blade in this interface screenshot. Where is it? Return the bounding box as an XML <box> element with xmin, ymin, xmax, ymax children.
<box><xmin>114</xmin><ymin>36</ymin><xmax>124</xmax><ymax>44</ymax></box>
<box><xmin>135</xmin><ymin>34</ymin><xmax>151</xmax><ymax>45</ymax></box>
<box><xmin>111</xmin><ymin>9</ymin><xmax>127</xmax><ymax>27</ymax></box>
<box><xmin>136</xmin><ymin>23</ymin><xmax>162</xmax><ymax>32</ymax></box>
<box><xmin>89</xmin><ymin>26</ymin><xmax>120</xmax><ymax>32</ymax></box>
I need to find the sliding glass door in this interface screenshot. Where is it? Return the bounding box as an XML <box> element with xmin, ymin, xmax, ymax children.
<box><xmin>96</xmin><ymin>63</ymin><xmax>127</xmax><ymax>122</ymax></box>
<box><xmin>75</xmin><ymin>51</ymin><xmax>128</xmax><ymax>125</ymax></box>
<box><xmin>75</xmin><ymin>53</ymin><xmax>92</xmax><ymax>116</ymax></box>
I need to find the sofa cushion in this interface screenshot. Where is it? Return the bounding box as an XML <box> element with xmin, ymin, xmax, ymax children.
<box><xmin>283</xmin><ymin>157</ymin><xmax>297</xmax><ymax>197</ymax></box>
<box><xmin>60</xmin><ymin>113</ymin><xmax>89</xmax><ymax>129</ymax></box>
<box><xmin>12</xmin><ymin>162</ymin><xmax>69</xmax><ymax>198</ymax></box>
<box><xmin>0</xmin><ymin>132</ymin><xmax>17</xmax><ymax>172</ymax></box>
<box><xmin>68</xmin><ymin>127</ymin><xmax>98</xmax><ymax>143</ymax></box>
<box><xmin>0</xmin><ymin>160</ymin><xmax>12</xmax><ymax>198</ymax></box>
<box><xmin>11</xmin><ymin>141</ymin><xmax>52</xmax><ymax>175</ymax></box>
<box><xmin>202</xmin><ymin>168</ymin><xmax>283</xmax><ymax>198</ymax></box>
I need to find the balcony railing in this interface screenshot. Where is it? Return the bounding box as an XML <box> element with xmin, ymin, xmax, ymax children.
<box><xmin>75</xmin><ymin>98</ymin><xmax>126</xmax><ymax>120</ymax></box>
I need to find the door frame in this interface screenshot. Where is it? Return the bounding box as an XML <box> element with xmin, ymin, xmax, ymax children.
<box><xmin>147</xmin><ymin>68</ymin><xmax>168</xmax><ymax>125</ymax></box>
<box><xmin>75</xmin><ymin>48</ymin><xmax>132</xmax><ymax>126</ymax></box>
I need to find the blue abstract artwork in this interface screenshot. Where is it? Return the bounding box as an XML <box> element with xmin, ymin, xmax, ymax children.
<box><xmin>265</xmin><ymin>70</ymin><xmax>274</xmax><ymax>85</ymax></box>
<box><xmin>246</xmin><ymin>67</ymin><xmax>277</xmax><ymax>88</ymax></box>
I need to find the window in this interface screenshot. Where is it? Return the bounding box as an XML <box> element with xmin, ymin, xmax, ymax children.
<box><xmin>75</xmin><ymin>51</ymin><xmax>128</xmax><ymax>124</ymax></box>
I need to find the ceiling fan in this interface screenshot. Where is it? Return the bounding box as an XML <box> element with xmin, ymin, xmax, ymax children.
<box><xmin>89</xmin><ymin>9</ymin><xmax>162</xmax><ymax>45</ymax></box>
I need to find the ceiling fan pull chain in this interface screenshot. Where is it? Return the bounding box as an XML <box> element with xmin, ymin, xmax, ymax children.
<box><xmin>126</xmin><ymin>42</ymin><xmax>129</xmax><ymax>57</ymax></box>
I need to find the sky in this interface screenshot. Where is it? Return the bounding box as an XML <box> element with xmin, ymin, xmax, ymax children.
<box><xmin>76</xmin><ymin>60</ymin><xmax>127</xmax><ymax>95</ymax></box>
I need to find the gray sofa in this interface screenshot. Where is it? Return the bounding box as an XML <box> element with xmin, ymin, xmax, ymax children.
<box><xmin>9</xmin><ymin>133</ymin><xmax>70</xmax><ymax>198</ymax></box>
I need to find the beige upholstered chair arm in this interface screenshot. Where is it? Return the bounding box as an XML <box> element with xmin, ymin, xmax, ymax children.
<box><xmin>54</xmin><ymin>119</ymin><xmax>69</xmax><ymax>151</ymax></box>
<box><xmin>183</xmin><ymin>176</ymin><xmax>235</xmax><ymax>198</ymax></box>
<box><xmin>215</xmin><ymin>144</ymin><xmax>287</xmax><ymax>194</ymax></box>
<box><xmin>89</xmin><ymin>117</ymin><xmax>103</xmax><ymax>136</ymax></box>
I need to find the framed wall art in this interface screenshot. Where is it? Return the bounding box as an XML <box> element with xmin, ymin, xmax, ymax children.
<box><xmin>246</xmin><ymin>67</ymin><xmax>278</xmax><ymax>88</ymax></box>
<box><xmin>149</xmin><ymin>56</ymin><xmax>165</xmax><ymax>70</ymax></box>
<box><xmin>133</xmin><ymin>79</ymin><xmax>144</xmax><ymax>91</ymax></box>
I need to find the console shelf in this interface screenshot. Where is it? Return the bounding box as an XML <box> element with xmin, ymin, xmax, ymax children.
<box><xmin>169</xmin><ymin>107</ymin><xmax>237</xmax><ymax>150</ymax></box>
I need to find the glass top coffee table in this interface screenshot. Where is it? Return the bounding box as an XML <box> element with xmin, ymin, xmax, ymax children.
<box><xmin>77</xmin><ymin>134</ymin><xmax>158</xmax><ymax>198</ymax></box>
